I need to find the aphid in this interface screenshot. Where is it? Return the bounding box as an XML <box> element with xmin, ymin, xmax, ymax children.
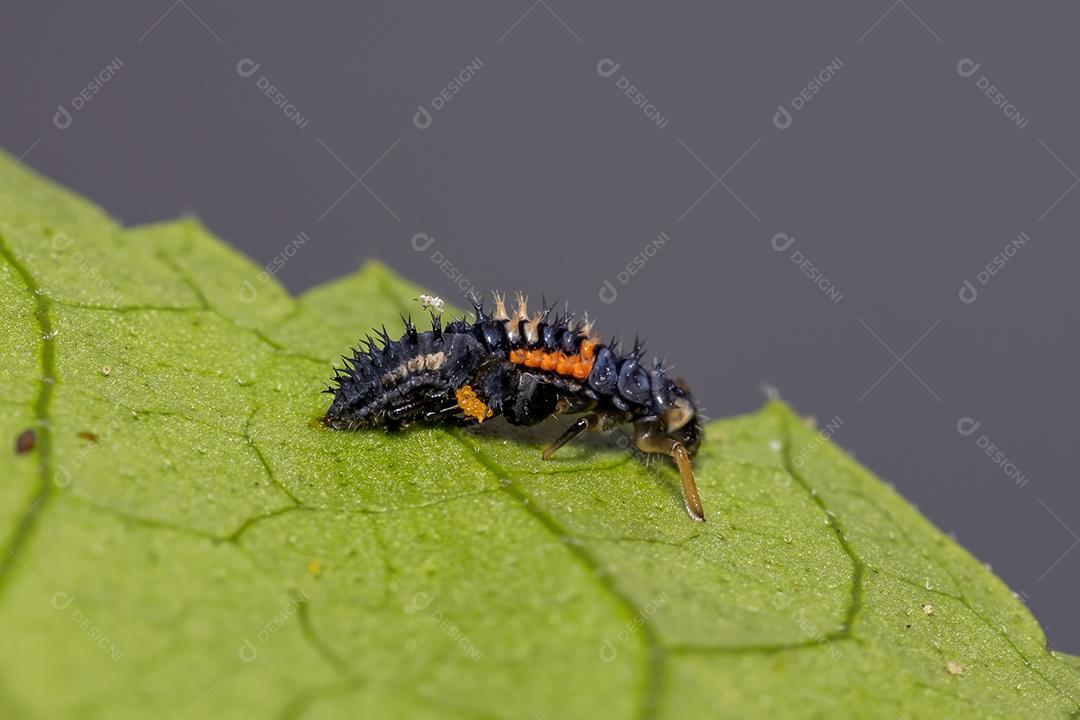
<box><xmin>324</xmin><ymin>292</ymin><xmax>706</xmax><ymax>521</ymax></box>
<box><xmin>416</xmin><ymin>294</ymin><xmax>445</xmax><ymax>314</ymax></box>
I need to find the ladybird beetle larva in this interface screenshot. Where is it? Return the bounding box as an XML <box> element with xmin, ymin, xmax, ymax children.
<box><xmin>324</xmin><ymin>292</ymin><xmax>706</xmax><ymax>521</ymax></box>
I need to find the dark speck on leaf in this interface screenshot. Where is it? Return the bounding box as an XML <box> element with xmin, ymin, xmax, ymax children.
<box><xmin>78</xmin><ymin>431</ymin><xmax>99</xmax><ymax>443</ymax></box>
<box><xmin>15</xmin><ymin>428</ymin><xmax>36</xmax><ymax>454</ymax></box>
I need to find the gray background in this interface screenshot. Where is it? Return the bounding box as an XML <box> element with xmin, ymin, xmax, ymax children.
<box><xmin>3</xmin><ymin>2</ymin><xmax>1077</xmax><ymax>651</ymax></box>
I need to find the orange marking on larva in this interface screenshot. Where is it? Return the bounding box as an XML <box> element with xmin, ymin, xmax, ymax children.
<box><xmin>524</xmin><ymin>349</ymin><xmax>543</xmax><ymax>368</ymax></box>
<box><xmin>572</xmin><ymin>360</ymin><xmax>592</xmax><ymax>380</ymax></box>
<box><xmin>579</xmin><ymin>339</ymin><xmax>595</xmax><ymax>361</ymax></box>
<box><xmin>455</xmin><ymin>385</ymin><xmax>494</xmax><ymax>422</ymax></box>
<box><xmin>509</xmin><ymin>348</ymin><xmax>525</xmax><ymax>364</ymax></box>
<box><xmin>540</xmin><ymin>351</ymin><xmax>560</xmax><ymax>372</ymax></box>
<box><xmin>556</xmin><ymin>354</ymin><xmax>576</xmax><ymax>375</ymax></box>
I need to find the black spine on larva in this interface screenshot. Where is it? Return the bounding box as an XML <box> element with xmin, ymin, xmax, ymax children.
<box><xmin>471</xmin><ymin>299</ymin><xmax>489</xmax><ymax>322</ymax></box>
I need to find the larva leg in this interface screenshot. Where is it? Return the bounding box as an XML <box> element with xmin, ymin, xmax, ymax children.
<box><xmin>634</xmin><ymin>419</ymin><xmax>705</xmax><ymax>522</ymax></box>
<box><xmin>423</xmin><ymin>402</ymin><xmax>469</xmax><ymax>424</ymax></box>
<box><xmin>541</xmin><ymin>413</ymin><xmax>599</xmax><ymax>460</ymax></box>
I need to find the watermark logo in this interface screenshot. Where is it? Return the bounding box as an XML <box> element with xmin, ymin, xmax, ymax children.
<box><xmin>51</xmin><ymin>592</ymin><xmax>124</xmax><ymax>662</ymax></box>
<box><xmin>596</xmin><ymin>58</ymin><xmax>670</xmax><ymax>131</ymax></box>
<box><xmin>239</xmin><ymin>232</ymin><xmax>310</xmax><ymax>303</ymax></box>
<box><xmin>598</xmin><ymin>232</ymin><xmax>670</xmax><ymax>304</ymax></box>
<box><xmin>790</xmin><ymin>416</ymin><xmax>844</xmax><ymax>469</ymax></box>
<box><xmin>238</xmin><ymin>591</ymin><xmax>308</xmax><ymax>662</ymax></box>
<box><xmin>53</xmin><ymin>391</ymin><xmax>131</xmax><ymax>490</ymax></box>
<box><xmin>410</xmin><ymin>232</ymin><xmax>482</xmax><ymax>304</ymax></box>
<box><xmin>599</xmin><ymin>592</ymin><xmax>666</xmax><ymax>661</ymax></box>
<box><xmin>236</xmin><ymin>58</ymin><xmax>310</xmax><ymax>131</ymax></box>
<box><xmin>773</xmin><ymin>57</ymin><xmax>844</xmax><ymax>131</ymax></box>
<box><xmin>413</xmin><ymin>57</ymin><xmax>485</xmax><ymax>130</ymax></box>
<box><xmin>50</xmin><ymin>232</ymin><xmax>123</xmax><ymax>307</ymax></box>
<box><xmin>956</xmin><ymin>417</ymin><xmax>1029</xmax><ymax>488</ymax></box>
<box><xmin>768</xmin><ymin>592</ymin><xmax>845</xmax><ymax>661</ymax></box>
<box><xmin>956</xmin><ymin>58</ymin><xmax>1030</xmax><ymax>131</ymax></box>
<box><xmin>53</xmin><ymin>57</ymin><xmax>125</xmax><ymax>130</ymax></box>
<box><xmin>770</xmin><ymin>233</ymin><xmax>843</xmax><ymax>304</ymax></box>
<box><xmin>407</xmin><ymin>592</ymin><xmax>483</xmax><ymax>661</ymax></box>
<box><xmin>957</xmin><ymin>231</ymin><xmax>1030</xmax><ymax>304</ymax></box>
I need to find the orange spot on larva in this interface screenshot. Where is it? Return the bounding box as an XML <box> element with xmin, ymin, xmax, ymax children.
<box><xmin>540</xmin><ymin>352</ymin><xmax>560</xmax><ymax>371</ymax></box>
<box><xmin>556</xmin><ymin>354</ymin><xmax>575</xmax><ymax>375</ymax></box>
<box><xmin>580</xmin><ymin>339</ymin><xmax>595</xmax><ymax>360</ymax></box>
<box><xmin>509</xmin><ymin>349</ymin><xmax>525</xmax><ymax>364</ymax></box>
<box><xmin>572</xmin><ymin>360</ymin><xmax>592</xmax><ymax>380</ymax></box>
<box><xmin>524</xmin><ymin>349</ymin><xmax>543</xmax><ymax>368</ymax></box>
<box><xmin>455</xmin><ymin>385</ymin><xmax>494</xmax><ymax>422</ymax></box>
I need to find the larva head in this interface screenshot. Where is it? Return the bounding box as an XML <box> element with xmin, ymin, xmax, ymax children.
<box><xmin>653</xmin><ymin>375</ymin><xmax>702</xmax><ymax>455</ymax></box>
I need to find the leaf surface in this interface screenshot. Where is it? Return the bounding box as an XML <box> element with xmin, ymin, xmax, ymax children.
<box><xmin>1</xmin><ymin>152</ymin><xmax>1078</xmax><ymax>719</ymax></box>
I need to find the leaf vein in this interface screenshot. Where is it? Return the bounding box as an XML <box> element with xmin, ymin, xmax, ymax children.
<box><xmin>0</xmin><ymin>231</ymin><xmax>58</xmax><ymax>604</ymax></box>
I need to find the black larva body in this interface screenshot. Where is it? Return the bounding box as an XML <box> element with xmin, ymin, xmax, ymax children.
<box><xmin>326</xmin><ymin>307</ymin><xmax>698</xmax><ymax>442</ymax></box>
<box><xmin>325</xmin><ymin>296</ymin><xmax>706</xmax><ymax>520</ymax></box>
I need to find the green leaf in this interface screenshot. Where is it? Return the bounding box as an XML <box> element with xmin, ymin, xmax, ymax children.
<box><xmin>1</xmin><ymin>151</ymin><xmax>1077</xmax><ymax>720</ymax></box>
